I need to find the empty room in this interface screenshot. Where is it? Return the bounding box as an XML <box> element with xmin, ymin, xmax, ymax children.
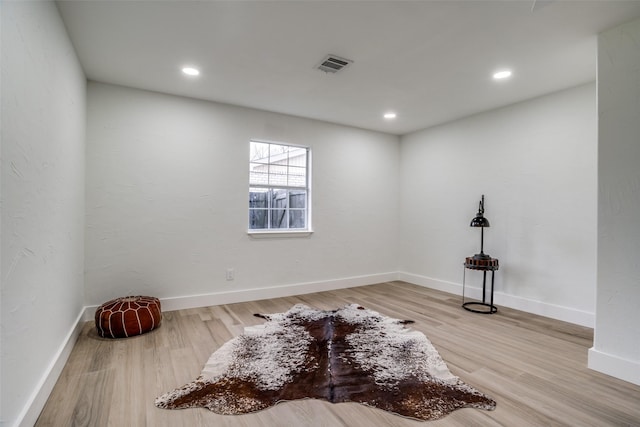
<box><xmin>2</xmin><ymin>1</ymin><xmax>640</xmax><ymax>426</ymax></box>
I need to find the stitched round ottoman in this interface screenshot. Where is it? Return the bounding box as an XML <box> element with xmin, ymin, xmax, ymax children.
<box><xmin>95</xmin><ymin>296</ymin><xmax>162</xmax><ymax>338</ymax></box>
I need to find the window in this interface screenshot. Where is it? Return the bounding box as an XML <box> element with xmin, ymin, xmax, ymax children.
<box><xmin>249</xmin><ymin>140</ymin><xmax>310</xmax><ymax>232</ymax></box>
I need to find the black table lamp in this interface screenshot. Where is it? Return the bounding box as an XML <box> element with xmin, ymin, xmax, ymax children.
<box><xmin>470</xmin><ymin>195</ymin><xmax>491</xmax><ymax>260</ymax></box>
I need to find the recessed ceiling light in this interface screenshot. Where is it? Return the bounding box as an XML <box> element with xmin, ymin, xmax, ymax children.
<box><xmin>384</xmin><ymin>112</ymin><xmax>397</xmax><ymax>119</ymax></box>
<box><xmin>182</xmin><ymin>67</ymin><xmax>200</xmax><ymax>76</ymax></box>
<box><xmin>493</xmin><ymin>70</ymin><xmax>512</xmax><ymax>80</ymax></box>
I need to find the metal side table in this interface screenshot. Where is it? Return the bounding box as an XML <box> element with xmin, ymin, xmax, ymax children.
<box><xmin>462</xmin><ymin>256</ymin><xmax>499</xmax><ymax>314</ymax></box>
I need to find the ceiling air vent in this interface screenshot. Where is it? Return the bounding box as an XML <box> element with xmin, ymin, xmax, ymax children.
<box><xmin>317</xmin><ymin>54</ymin><xmax>353</xmax><ymax>73</ymax></box>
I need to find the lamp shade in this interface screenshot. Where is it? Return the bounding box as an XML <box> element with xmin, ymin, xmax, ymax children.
<box><xmin>470</xmin><ymin>215</ymin><xmax>490</xmax><ymax>227</ymax></box>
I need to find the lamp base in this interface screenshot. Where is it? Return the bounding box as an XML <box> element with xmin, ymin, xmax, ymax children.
<box><xmin>472</xmin><ymin>252</ymin><xmax>492</xmax><ymax>260</ymax></box>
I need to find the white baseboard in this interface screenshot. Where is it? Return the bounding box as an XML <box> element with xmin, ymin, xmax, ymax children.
<box><xmin>16</xmin><ymin>308</ymin><xmax>86</xmax><ymax>427</ymax></box>
<box><xmin>398</xmin><ymin>271</ymin><xmax>594</xmax><ymax>328</ymax></box>
<box><xmin>496</xmin><ymin>290</ymin><xmax>594</xmax><ymax>328</ymax></box>
<box><xmin>84</xmin><ymin>272</ymin><xmax>399</xmax><ymax>319</ymax></box>
<box><xmin>588</xmin><ymin>347</ymin><xmax>640</xmax><ymax>386</ymax></box>
<box><xmin>397</xmin><ymin>271</ymin><xmax>463</xmax><ymax>295</ymax></box>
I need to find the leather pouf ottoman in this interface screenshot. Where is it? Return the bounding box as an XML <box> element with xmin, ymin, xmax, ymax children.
<box><xmin>95</xmin><ymin>296</ymin><xmax>162</xmax><ymax>338</ymax></box>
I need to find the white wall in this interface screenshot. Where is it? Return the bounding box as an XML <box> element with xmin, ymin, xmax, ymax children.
<box><xmin>1</xmin><ymin>2</ymin><xmax>86</xmax><ymax>426</ymax></box>
<box><xmin>399</xmin><ymin>84</ymin><xmax>597</xmax><ymax>326</ymax></box>
<box><xmin>589</xmin><ymin>18</ymin><xmax>640</xmax><ymax>386</ymax></box>
<box><xmin>85</xmin><ymin>82</ymin><xmax>399</xmax><ymax>307</ymax></box>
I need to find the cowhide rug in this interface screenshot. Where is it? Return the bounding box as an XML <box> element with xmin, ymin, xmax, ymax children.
<box><xmin>155</xmin><ymin>304</ymin><xmax>496</xmax><ymax>421</ymax></box>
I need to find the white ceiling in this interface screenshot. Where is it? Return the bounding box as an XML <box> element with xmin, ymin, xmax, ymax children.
<box><xmin>57</xmin><ymin>1</ymin><xmax>640</xmax><ymax>135</ymax></box>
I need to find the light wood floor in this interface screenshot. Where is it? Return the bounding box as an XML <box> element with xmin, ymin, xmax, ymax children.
<box><xmin>36</xmin><ymin>281</ymin><xmax>640</xmax><ymax>426</ymax></box>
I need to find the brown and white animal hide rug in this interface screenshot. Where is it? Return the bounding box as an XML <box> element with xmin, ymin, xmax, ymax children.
<box><xmin>155</xmin><ymin>304</ymin><xmax>496</xmax><ymax>421</ymax></box>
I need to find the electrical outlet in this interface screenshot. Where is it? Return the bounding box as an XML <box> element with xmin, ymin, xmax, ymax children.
<box><xmin>226</xmin><ymin>268</ymin><xmax>235</xmax><ymax>281</ymax></box>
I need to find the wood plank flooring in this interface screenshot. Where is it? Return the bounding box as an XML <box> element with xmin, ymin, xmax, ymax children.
<box><xmin>36</xmin><ymin>282</ymin><xmax>640</xmax><ymax>426</ymax></box>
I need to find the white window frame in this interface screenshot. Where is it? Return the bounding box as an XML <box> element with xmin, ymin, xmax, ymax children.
<box><xmin>248</xmin><ymin>140</ymin><xmax>312</xmax><ymax>237</ymax></box>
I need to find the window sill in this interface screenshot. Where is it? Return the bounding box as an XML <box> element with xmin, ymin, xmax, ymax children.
<box><xmin>248</xmin><ymin>230</ymin><xmax>314</xmax><ymax>239</ymax></box>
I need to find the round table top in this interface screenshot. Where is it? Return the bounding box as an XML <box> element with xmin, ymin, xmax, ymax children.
<box><xmin>464</xmin><ymin>256</ymin><xmax>499</xmax><ymax>271</ymax></box>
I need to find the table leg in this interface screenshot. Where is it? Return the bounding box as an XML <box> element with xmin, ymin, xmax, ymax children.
<box><xmin>482</xmin><ymin>270</ymin><xmax>487</xmax><ymax>304</ymax></box>
<box><xmin>490</xmin><ymin>270</ymin><xmax>495</xmax><ymax>310</ymax></box>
